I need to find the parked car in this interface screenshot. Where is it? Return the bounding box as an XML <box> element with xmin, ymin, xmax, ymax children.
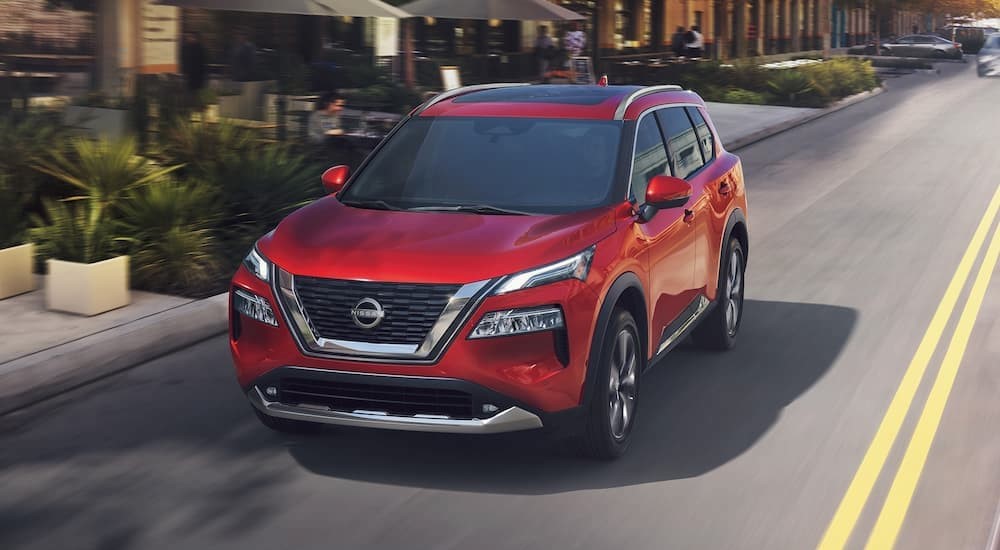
<box><xmin>880</xmin><ymin>34</ymin><xmax>964</xmax><ymax>59</ymax></box>
<box><xmin>978</xmin><ymin>33</ymin><xmax>1000</xmax><ymax>77</ymax></box>
<box><xmin>229</xmin><ymin>83</ymin><xmax>750</xmax><ymax>459</ymax></box>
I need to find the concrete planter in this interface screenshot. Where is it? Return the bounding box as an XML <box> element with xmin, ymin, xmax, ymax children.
<box><xmin>63</xmin><ymin>105</ymin><xmax>130</xmax><ymax>140</ymax></box>
<box><xmin>0</xmin><ymin>243</ymin><xmax>35</xmax><ymax>299</ymax></box>
<box><xmin>46</xmin><ymin>256</ymin><xmax>130</xmax><ymax>316</ymax></box>
<box><xmin>217</xmin><ymin>94</ymin><xmax>243</xmax><ymax>119</ymax></box>
<box><xmin>217</xmin><ymin>80</ymin><xmax>277</xmax><ymax>120</ymax></box>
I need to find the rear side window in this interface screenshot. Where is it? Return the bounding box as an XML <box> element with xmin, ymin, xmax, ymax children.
<box><xmin>987</xmin><ymin>35</ymin><xmax>1000</xmax><ymax>49</ymax></box>
<box><xmin>656</xmin><ymin>107</ymin><xmax>705</xmax><ymax>180</ymax></box>
<box><xmin>686</xmin><ymin>107</ymin><xmax>715</xmax><ymax>163</ymax></box>
<box><xmin>629</xmin><ymin>115</ymin><xmax>670</xmax><ymax>201</ymax></box>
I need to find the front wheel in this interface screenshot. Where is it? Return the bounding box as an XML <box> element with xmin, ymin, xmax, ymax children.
<box><xmin>692</xmin><ymin>237</ymin><xmax>746</xmax><ymax>350</ymax></box>
<box><xmin>578</xmin><ymin>309</ymin><xmax>643</xmax><ymax>460</ymax></box>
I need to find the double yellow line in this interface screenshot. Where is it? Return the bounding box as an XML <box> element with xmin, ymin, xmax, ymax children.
<box><xmin>818</xmin><ymin>183</ymin><xmax>1000</xmax><ymax>550</ymax></box>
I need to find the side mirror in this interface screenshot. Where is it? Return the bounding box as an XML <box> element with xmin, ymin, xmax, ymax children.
<box><xmin>321</xmin><ymin>165</ymin><xmax>350</xmax><ymax>194</ymax></box>
<box><xmin>638</xmin><ymin>175</ymin><xmax>692</xmax><ymax>222</ymax></box>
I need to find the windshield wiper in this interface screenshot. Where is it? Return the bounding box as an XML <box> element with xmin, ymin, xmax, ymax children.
<box><xmin>408</xmin><ymin>204</ymin><xmax>533</xmax><ymax>215</ymax></box>
<box><xmin>340</xmin><ymin>199</ymin><xmax>405</xmax><ymax>211</ymax></box>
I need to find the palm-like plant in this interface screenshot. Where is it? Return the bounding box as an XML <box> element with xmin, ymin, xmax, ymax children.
<box><xmin>0</xmin><ymin>112</ymin><xmax>71</xmax><ymax>197</ymax></box>
<box><xmin>33</xmin><ymin>137</ymin><xmax>182</xmax><ymax>219</ymax></box>
<box><xmin>215</xmin><ymin>145</ymin><xmax>323</xmax><ymax>239</ymax></box>
<box><xmin>29</xmin><ymin>198</ymin><xmax>120</xmax><ymax>264</ymax></box>
<box><xmin>160</xmin><ymin>118</ymin><xmax>258</xmax><ymax>177</ymax></box>
<box><xmin>0</xmin><ymin>174</ymin><xmax>29</xmax><ymax>249</ymax></box>
<box><xmin>767</xmin><ymin>70</ymin><xmax>816</xmax><ymax>105</ymax></box>
<box><xmin>118</xmin><ymin>179</ymin><xmax>221</xmax><ymax>296</ymax></box>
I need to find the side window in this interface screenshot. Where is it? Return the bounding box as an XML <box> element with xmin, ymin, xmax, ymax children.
<box><xmin>656</xmin><ymin>107</ymin><xmax>705</xmax><ymax>179</ymax></box>
<box><xmin>686</xmin><ymin>107</ymin><xmax>715</xmax><ymax>163</ymax></box>
<box><xmin>629</xmin><ymin>115</ymin><xmax>670</xmax><ymax>201</ymax></box>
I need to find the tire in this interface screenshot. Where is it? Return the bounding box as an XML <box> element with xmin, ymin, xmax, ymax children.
<box><xmin>692</xmin><ymin>237</ymin><xmax>746</xmax><ymax>351</ymax></box>
<box><xmin>578</xmin><ymin>309</ymin><xmax>643</xmax><ymax>460</ymax></box>
<box><xmin>254</xmin><ymin>407</ymin><xmax>322</xmax><ymax>434</ymax></box>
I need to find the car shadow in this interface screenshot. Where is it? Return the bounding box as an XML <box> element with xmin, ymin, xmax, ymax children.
<box><xmin>287</xmin><ymin>299</ymin><xmax>857</xmax><ymax>494</ymax></box>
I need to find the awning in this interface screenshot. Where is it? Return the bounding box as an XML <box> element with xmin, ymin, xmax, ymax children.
<box><xmin>156</xmin><ymin>0</ymin><xmax>410</xmax><ymax>18</ymax></box>
<box><xmin>398</xmin><ymin>0</ymin><xmax>584</xmax><ymax>21</ymax></box>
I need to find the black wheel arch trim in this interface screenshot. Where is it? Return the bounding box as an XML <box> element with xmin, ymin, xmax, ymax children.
<box><xmin>580</xmin><ymin>271</ymin><xmax>647</xmax><ymax>408</ymax></box>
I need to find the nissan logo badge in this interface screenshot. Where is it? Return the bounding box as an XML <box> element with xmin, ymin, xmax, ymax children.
<box><xmin>351</xmin><ymin>297</ymin><xmax>385</xmax><ymax>329</ymax></box>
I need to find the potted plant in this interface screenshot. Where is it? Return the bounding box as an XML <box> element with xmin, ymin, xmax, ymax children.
<box><xmin>31</xmin><ymin>138</ymin><xmax>181</xmax><ymax>315</ymax></box>
<box><xmin>0</xmin><ymin>174</ymin><xmax>35</xmax><ymax>299</ymax></box>
<box><xmin>63</xmin><ymin>92</ymin><xmax>133</xmax><ymax>140</ymax></box>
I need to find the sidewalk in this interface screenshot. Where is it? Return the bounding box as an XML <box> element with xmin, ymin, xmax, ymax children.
<box><xmin>0</xmin><ymin>84</ymin><xmax>887</xmax><ymax>416</ymax></box>
<box><xmin>0</xmin><ymin>278</ymin><xmax>227</xmax><ymax>415</ymax></box>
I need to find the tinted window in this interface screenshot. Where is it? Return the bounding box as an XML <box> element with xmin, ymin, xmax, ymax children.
<box><xmin>686</xmin><ymin>107</ymin><xmax>714</xmax><ymax>163</ymax></box>
<box><xmin>656</xmin><ymin>107</ymin><xmax>705</xmax><ymax>179</ymax></box>
<box><xmin>341</xmin><ymin>117</ymin><xmax>623</xmax><ymax>215</ymax></box>
<box><xmin>986</xmin><ymin>35</ymin><xmax>1000</xmax><ymax>49</ymax></box>
<box><xmin>629</xmin><ymin>115</ymin><xmax>670</xmax><ymax>201</ymax></box>
<box><xmin>914</xmin><ymin>36</ymin><xmax>936</xmax><ymax>44</ymax></box>
<box><xmin>896</xmin><ymin>36</ymin><xmax>915</xmax><ymax>44</ymax></box>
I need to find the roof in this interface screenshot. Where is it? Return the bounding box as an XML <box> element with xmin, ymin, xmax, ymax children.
<box><xmin>416</xmin><ymin>84</ymin><xmax>705</xmax><ymax>121</ymax></box>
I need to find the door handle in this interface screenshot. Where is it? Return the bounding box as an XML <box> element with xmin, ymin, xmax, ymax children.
<box><xmin>683</xmin><ymin>209</ymin><xmax>695</xmax><ymax>223</ymax></box>
<box><xmin>719</xmin><ymin>182</ymin><xmax>731</xmax><ymax>196</ymax></box>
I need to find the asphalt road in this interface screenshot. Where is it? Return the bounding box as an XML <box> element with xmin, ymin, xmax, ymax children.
<box><xmin>4</xmin><ymin>60</ymin><xmax>1000</xmax><ymax>550</ymax></box>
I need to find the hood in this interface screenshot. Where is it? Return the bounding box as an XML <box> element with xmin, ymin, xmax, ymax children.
<box><xmin>257</xmin><ymin>197</ymin><xmax>619</xmax><ymax>284</ymax></box>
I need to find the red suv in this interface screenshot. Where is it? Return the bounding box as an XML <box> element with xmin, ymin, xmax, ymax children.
<box><xmin>230</xmin><ymin>84</ymin><xmax>749</xmax><ymax>458</ymax></box>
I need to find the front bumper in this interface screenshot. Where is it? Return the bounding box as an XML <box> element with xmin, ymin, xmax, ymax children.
<box><xmin>248</xmin><ymin>366</ymin><xmax>545</xmax><ymax>433</ymax></box>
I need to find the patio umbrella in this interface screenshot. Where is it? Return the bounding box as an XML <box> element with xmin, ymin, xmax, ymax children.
<box><xmin>399</xmin><ymin>0</ymin><xmax>584</xmax><ymax>20</ymax></box>
<box><xmin>156</xmin><ymin>0</ymin><xmax>409</xmax><ymax>18</ymax></box>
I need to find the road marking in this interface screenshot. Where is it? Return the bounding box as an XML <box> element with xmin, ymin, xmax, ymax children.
<box><xmin>864</xmin><ymin>211</ymin><xmax>1000</xmax><ymax>549</ymax></box>
<box><xmin>984</xmin><ymin>491</ymin><xmax>1000</xmax><ymax>550</ymax></box>
<box><xmin>817</xmin><ymin>183</ymin><xmax>1000</xmax><ymax>550</ymax></box>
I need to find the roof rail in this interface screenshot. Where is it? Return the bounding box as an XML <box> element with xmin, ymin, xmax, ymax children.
<box><xmin>412</xmin><ymin>83</ymin><xmax>532</xmax><ymax>116</ymax></box>
<box><xmin>613</xmin><ymin>85</ymin><xmax>684</xmax><ymax>120</ymax></box>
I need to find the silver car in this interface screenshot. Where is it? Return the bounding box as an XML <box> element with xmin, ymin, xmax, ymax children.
<box><xmin>881</xmin><ymin>34</ymin><xmax>964</xmax><ymax>59</ymax></box>
<box><xmin>978</xmin><ymin>33</ymin><xmax>1000</xmax><ymax>77</ymax></box>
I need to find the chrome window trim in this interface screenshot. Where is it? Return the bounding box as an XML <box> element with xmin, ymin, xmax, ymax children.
<box><xmin>625</xmin><ymin>102</ymin><xmax>706</xmax><ymax>202</ymax></box>
<box><xmin>613</xmin><ymin>85</ymin><xmax>683</xmax><ymax>120</ymax></box>
<box><xmin>273</xmin><ymin>268</ymin><xmax>498</xmax><ymax>363</ymax></box>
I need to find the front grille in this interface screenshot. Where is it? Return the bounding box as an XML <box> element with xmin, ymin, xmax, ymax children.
<box><xmin>278</xmin><ymin>377</ymin><xmax>476</xmax><ymax>419</ymax></box>
<box><xmin>295</xmin><ymin>278</ymin><xmax>460</xmax><ymax>345</ymax></box>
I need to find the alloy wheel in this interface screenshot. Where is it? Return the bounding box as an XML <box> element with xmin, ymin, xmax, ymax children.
<box><xmin>608</xmin><ymin>328</ymin><xmax>638</xmax><ymax>440</ymax></box>
<box><xmin>725</xmin><ymin>247</ymin><xmax>745</xmax><ymax>337</ymax></box>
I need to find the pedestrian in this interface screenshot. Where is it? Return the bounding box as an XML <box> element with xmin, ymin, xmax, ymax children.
<box><xmin>180</xmin><ymin>31</ymin><xmax>207</xmax><ymax>105</ymax></box>
<box><xmin>671</xmin><ymin>26</ymin><xmax>687</xmax><ymax>57</ymax></box>
<box><xmin>534</xmin><ymin>25</ymin><xmax>555</xmax><ymax>79</ymax></box>
<box><xmin>308</xmin><ymin>92</ymin><xmax>345</xmax><ymax>145</ymax></box>
<box><xmin>231</xmin><ymin>30</ymin><xmax>256</xmax><ymax>82</ymax></box>
<box><xmin>912</xmin><ymin>24</ymin><xmax>919</xmax><ymax>34</ymax></box>
<box><xmin>686</xmin><ymin>25</ymin><xmax>704</xmax><ymax>58</ymax></box>
<box><xmin>564</xmin><ymin>22</ymin><xmax>586</xmax><ymax>58</ymax></box>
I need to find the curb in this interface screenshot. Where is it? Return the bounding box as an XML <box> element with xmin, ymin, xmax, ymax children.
<box><xmin>723</xmin><ymin>86</ymin><xmax>887</xmax><ymax>151</ymax></box>
<box><xmin>0</xmin><ymin>292</ymin><xmax>229</xmax><ymax>416</ymax></box>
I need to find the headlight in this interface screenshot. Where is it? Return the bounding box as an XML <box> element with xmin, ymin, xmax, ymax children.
<box><xmin>469</xmin><ymin>306</ymin><xmax>564</xmax><ymax>339</ymax></box>
<box><xmin>492</xmin><ymin>246</ymin><xmax>596</xmax><ymax>295</ymax></box>
<box><xmin>243</xmin><ymin>247</ymin><xmax>271</xmax><ymax>282</ymax></box>
<box><xmin>233</xmin><ymin>289</ymin><xmax>278</xmax><ymax>326</ymax></box>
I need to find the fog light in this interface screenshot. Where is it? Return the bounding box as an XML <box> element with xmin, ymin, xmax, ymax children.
<box><xmin>482</xmin><ymin>404</ymin><xmax>499</xmax><ymax>414</ymax></box>
<box><xmin>469</xmin><ymin>306</ymin><xmax>564</xmax><ymax>339</ymax></box>
<box><xmin>265</xmin><ymin>386</ymin><xmax>278</xmax><ymax>397</ymax></box>
<box><xmin>233</xmin><ymin>289</ymin><xmax>278</xmax><ymax>326</ymax></box>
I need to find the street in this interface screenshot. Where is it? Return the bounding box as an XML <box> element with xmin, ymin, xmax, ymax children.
<box><xmin>3</xmin><ymin>60</ymin><xmax>1000</xmax><ymax>550</ymax></box>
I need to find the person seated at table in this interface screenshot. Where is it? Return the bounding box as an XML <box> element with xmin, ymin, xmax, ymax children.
<box><xmin>308</xmin><ymin>92</ymin><xmax>345</xmax><ymax>145</ymax></box>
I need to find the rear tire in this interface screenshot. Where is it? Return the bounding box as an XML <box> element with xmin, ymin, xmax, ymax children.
<box><xmin>254</xmin><ymin>408</ymin><xmax>322</xmax><ymax>434</ymax></box>
<box><xmin>692</xmin><ymin>237</ymin><xmax>746</xmax><ymax>351</ymax></box>
<box><xmin>578</xmin><ymin>309</ymin><xmax>643</xmax><ymax>460</ymax></box>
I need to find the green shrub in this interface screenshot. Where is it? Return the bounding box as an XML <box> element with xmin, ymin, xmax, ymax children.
<box><xmin>722</xmin><ymin>88</ymin><xmax>767</xmax><ymax>105</ymax></box>
<box><xmin>119</xmin><ymin>180</ymin><xmax>220</xmax><ymax>296</ymax></box>
<box><xmin>160</xmin><ymin>118</ymin><xmax>258</xmax><ymax>177</ymax></box>
<box><xmin>802</xmin><ymin>58</ymin><xmax>878</xmax><ymax>100</ymax></box>
<box><xmin>767</xmin><ymin>70</ymin><xmax>822</xmax><ymax>106</ymax></box>
<box><xmin>0</xmin><ymin>112</ymin><xmax>71</xmax><ymax>199</ymax></box>
<box><xmin>213</xmin><ymin>145</ymin><xmax>323</xmax><ymax>254</ymax></box>
<box><xmin>30</xmin><ymin>198</ymin><xmax>121</xmax><ymax>264</ymax></box>
<box><xmin>0</xmin><ymin>174</ymin><xmax>29</xmax><ymax>248</ymax></box>
<box><xmin>33</xmin><ymin>137</ymin><xmax>181</xmax><ymax>219</ymax></box>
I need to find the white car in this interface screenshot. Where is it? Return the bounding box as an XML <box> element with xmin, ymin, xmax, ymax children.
<box><xmin>978</xmin><ymin>33</ymin><xmax>1000</xmax><ymax>77</ymax></box>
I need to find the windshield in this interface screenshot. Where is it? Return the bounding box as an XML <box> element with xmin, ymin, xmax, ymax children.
<box><xmin>340</xmin><ymin>117</ymin><xmax>624</xmax><ymax>215</ymax></box>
